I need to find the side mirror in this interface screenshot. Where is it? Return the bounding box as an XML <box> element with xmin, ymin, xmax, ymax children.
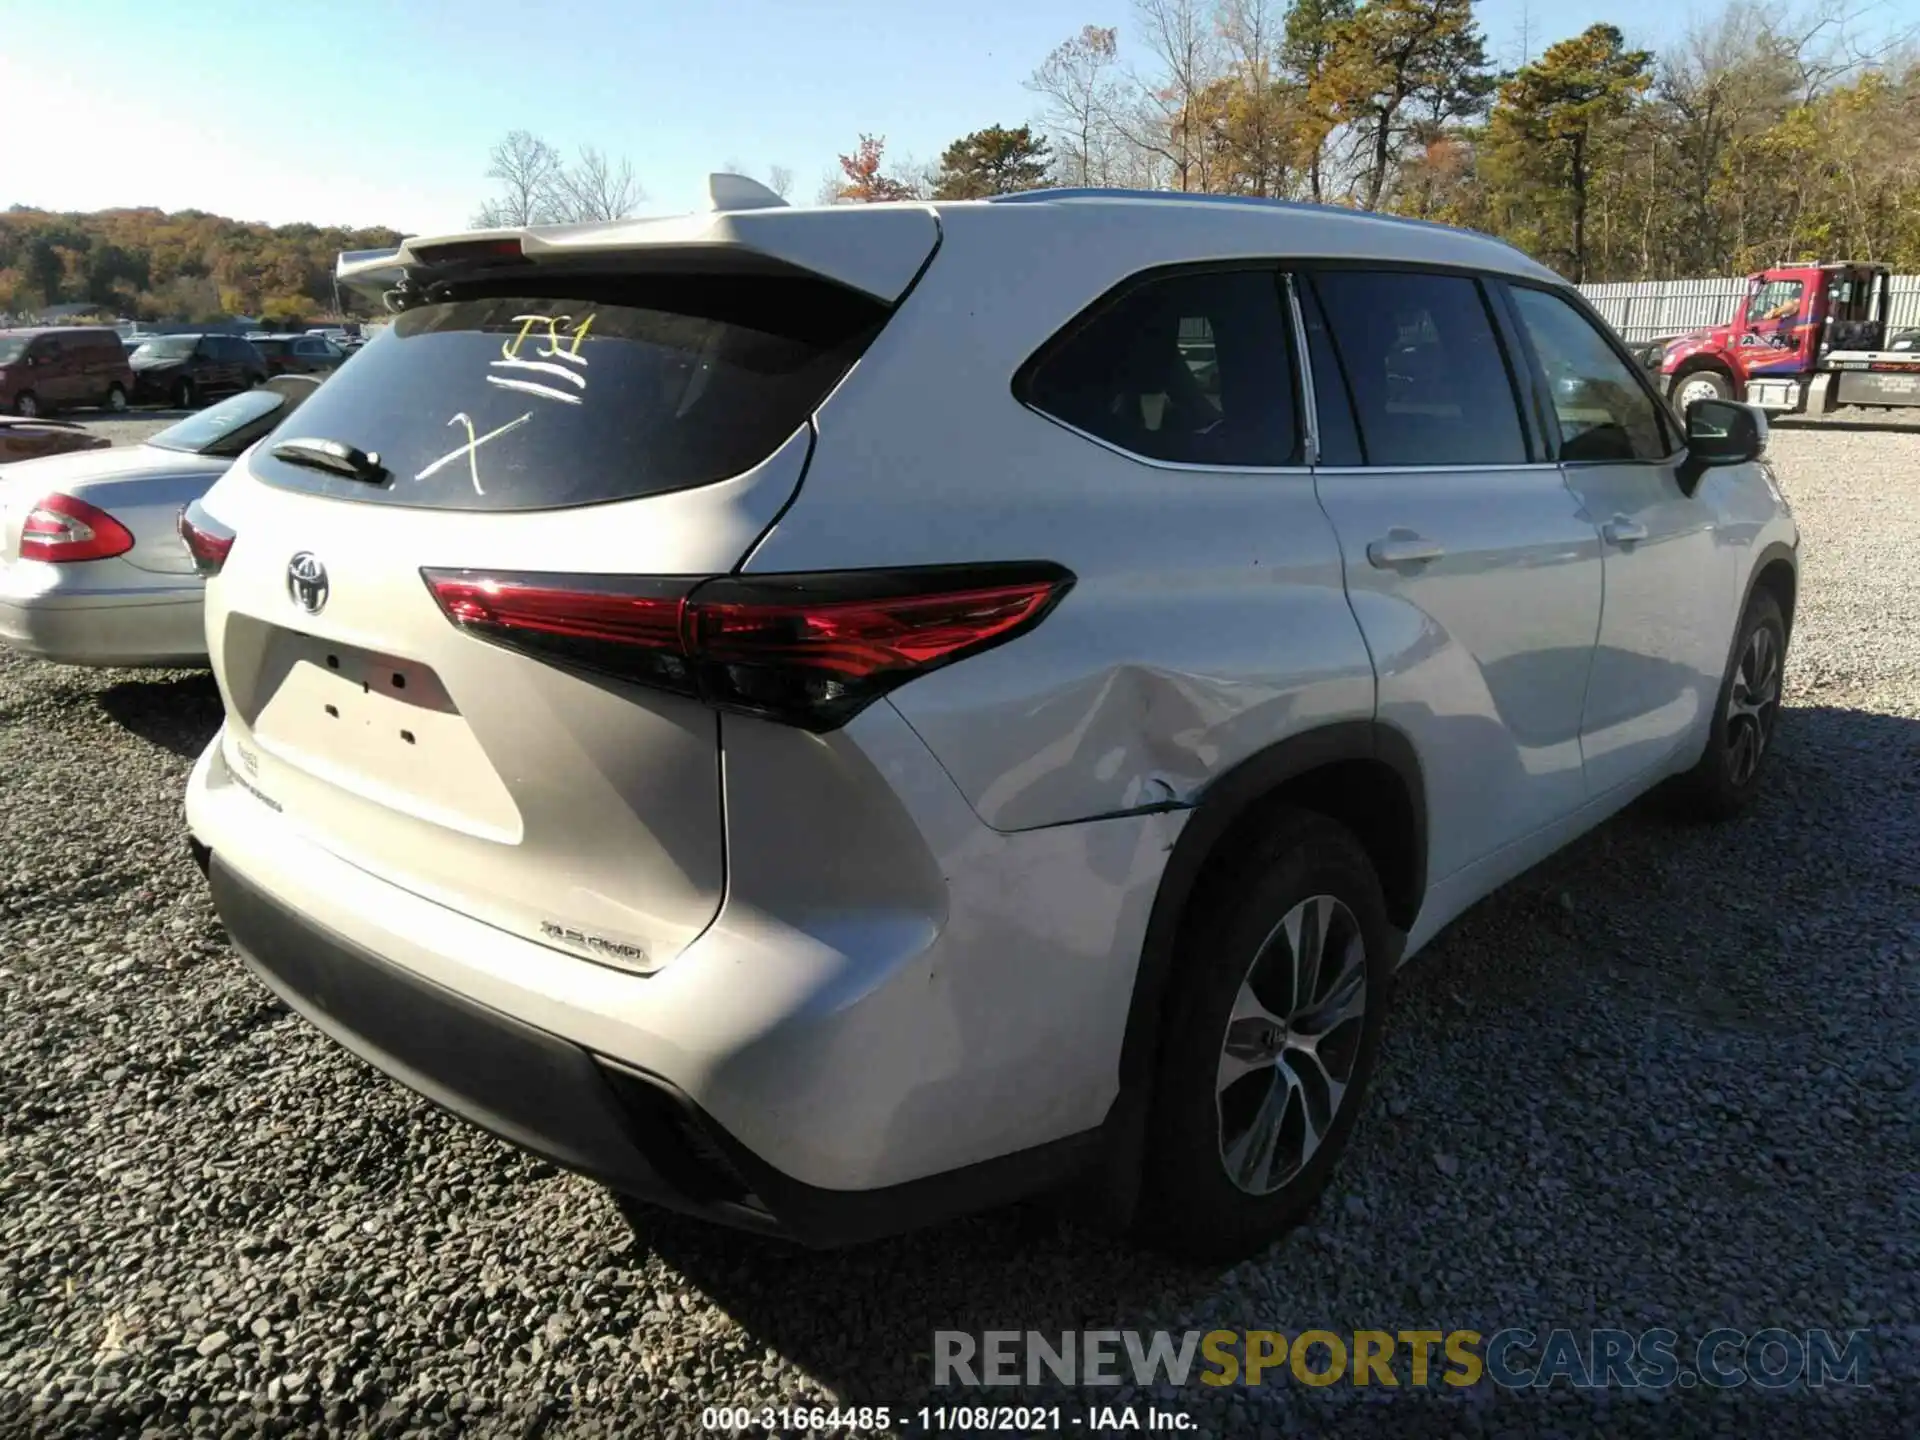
<box><xmin>1678</xmin><ymin>397</ymin><xmax>1767</xmax><ymax>494</ymax></box>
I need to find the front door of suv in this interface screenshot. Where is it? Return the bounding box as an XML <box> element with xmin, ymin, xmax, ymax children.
<box><xmin>1501</xmin><ymin>282</ymin><xmax>1735</xmax><ymax>798</ymax></box>
<box><xmin>1302</xmin><ymin>268</ymin><xmax>1604</xmax><ymax>886</ymax></box>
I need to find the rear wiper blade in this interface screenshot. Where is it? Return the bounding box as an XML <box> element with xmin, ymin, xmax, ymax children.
<box><xmin>271</xmin><ymin>436</ymin><xmax>388</xmax><ymax>483</ymax></box>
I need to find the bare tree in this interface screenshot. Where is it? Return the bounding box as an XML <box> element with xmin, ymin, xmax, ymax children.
<box><xmin>1125</xmin><ymin>0</ymin><xmax>1219</xmax><ymax>190</ymax></box>
<box><xmin>551</xmin><ymin>146</ymin><xmax>646</xmax><ymax>222</ymax></box>
<box><xmin>1028</xmin><ymin>25</ymin><xmax>1123</xmax><ymax>185</ymax></box>
<box><xmin>723</xmin><ymin>160</ymin><xmax>795</xmax><ymax>198</ymax></box>
<box><xmin>473</xmin><ymin>130</ymin><xmax>563</xmax><ymax>227</ymax></box>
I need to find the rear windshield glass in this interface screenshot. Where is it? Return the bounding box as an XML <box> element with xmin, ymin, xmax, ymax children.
<box><xmin>149</xmin><ymin>388</ymin><xmax>291</xmax><ymax>454</ymax></box>
<box><xmin>249</xmin><ymin>272</ymin><xmax>890</xmax><ymax>511</ymax></box>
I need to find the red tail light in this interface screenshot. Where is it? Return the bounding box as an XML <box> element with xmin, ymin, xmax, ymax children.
<box><xmin>423</xmin><ymin>563</ymin><xmax>1075</xmax><ymax>732</ymax></box>
<box><xmin>18</xmin><ymin>494</ymin><xmax>135</xmax><ymax>563</ymax></box>
<box><xmin>178</xmin><ymin>498</ymin><xmax>237</xmax><ymax>576</ymax></box>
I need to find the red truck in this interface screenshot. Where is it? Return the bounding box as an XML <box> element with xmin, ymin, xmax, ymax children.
<box><xmin>1650</xmin><ymin>261</ymin><xmax>1920</xmax><ymax>417</ymax></box>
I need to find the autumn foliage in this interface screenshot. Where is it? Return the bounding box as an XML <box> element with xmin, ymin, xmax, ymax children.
<box><xmin>836</xmin><ymin>136</ymin><xmax>919</xmax><ymax>203</ymax></box>
<box><xmin>0</xmin><ymin>207</ymin><xmax>402</xmax><ymax>324</ymax></box>
<box><xmin>1008</xmin><ymin>0</ymin><xmax>1920</xmax><ymax>280</ymax></box>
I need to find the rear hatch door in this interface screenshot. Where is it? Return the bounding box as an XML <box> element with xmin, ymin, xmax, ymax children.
<box><xmin>202</xmin><ymin>255</ymin><xmax>910</xmax><ymax>971</ymax></box>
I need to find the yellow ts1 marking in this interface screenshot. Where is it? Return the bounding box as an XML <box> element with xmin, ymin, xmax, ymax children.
<box><xmin>502</xmin><ymin>313</ymin><xmax>595</xmax><ymax>362</ymax></box>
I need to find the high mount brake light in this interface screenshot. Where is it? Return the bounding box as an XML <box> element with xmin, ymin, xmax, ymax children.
<box><xmin>410</xmin><ymin>237</ymin><xmax>528</xmax><ymax>267</ymax></box>
<box><xmin>18</xmin><ymin>494</ymin><xmax>136</xmax><ymax>564</ymax></box>
<box><xmin>422</xmin><ymin>564</ymin><xmax>1075</xmax><ymax>732</ymax></box>
<box><xmin>178</xmin><ymin>498</ymin><xmax>237</xmax><ymax>577</ymax></box>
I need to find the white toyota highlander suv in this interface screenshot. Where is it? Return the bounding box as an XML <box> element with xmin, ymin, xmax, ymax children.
<box><xmin>182</xmin><ymin>179</ymin><xmax>1798</xmax><ymax>1259</ymax></box>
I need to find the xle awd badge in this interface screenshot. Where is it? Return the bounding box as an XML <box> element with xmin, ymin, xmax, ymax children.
<box><xmin>287</xmin><ymin>552</ymin><xmax>329</xmax><ymax>614</ymax></box>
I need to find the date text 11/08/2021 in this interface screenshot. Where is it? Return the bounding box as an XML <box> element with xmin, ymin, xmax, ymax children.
<box><xmin>700</xmin><ymin>1405</ymin><xmax>1194</xmax><ymax>1432</ymax></box>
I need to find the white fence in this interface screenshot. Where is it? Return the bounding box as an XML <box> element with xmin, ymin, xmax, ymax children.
<box><xmin>1580</xmin><ymin>274</ymin><xmax>1920</xmax><ymax>344</ymax></box>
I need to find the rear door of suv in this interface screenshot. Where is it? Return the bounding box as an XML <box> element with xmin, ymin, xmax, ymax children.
<box><xmin>195</xmin><ymin>251</ymin><xmax>917</xmax><ymax>972</ymax></box>
<box><xmin>1301</xmin><ymin>266</ymin><xmax>1604</xmax><ymax>886</ymax></box>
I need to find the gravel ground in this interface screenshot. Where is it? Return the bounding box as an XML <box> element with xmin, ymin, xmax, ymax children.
<box><xmin>1</xmin><ymin>419</ymin><xmax>1916</xmax><ymax>1438</ymax></box>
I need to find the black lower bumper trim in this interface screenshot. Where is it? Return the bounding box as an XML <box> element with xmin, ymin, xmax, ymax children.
<box><xmin>207</xmin><ymin>855</ymin><xmax>1100</xmax><ymax>1246</ymax></box>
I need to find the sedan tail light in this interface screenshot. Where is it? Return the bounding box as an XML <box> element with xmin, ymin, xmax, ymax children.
<box><xmin>423</xmin><ymin>562</ymin><xmax>1075</xmax><ymax>732</ymax></box>
<box><xmin>178</xmin><ymin>498</ymin><xmax>237</xmax><ymax>576</ymax></box>
<box><xmin>19</xmin><ymin>494</ymin><xmax>135</xmax><ymax>563</ymax></box>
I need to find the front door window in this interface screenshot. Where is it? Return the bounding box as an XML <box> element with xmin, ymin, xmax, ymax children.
<box><xmin>1743</xmin><ymin>279</ymin><xmax>1806</xmax><ymax>360</ymax></box>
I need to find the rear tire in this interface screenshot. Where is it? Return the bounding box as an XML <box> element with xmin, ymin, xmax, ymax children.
<box><xmin>173</xmin><ymin>379</ymin><xmax>195</xmax><ymax>410</ymax></box>
<box><xmin>104</xmin><ymin>383</ymin><xmax>128</xmax><ymax>413</ymax></box>
<box><xmin>1137</xmin><ymin>810</ymin><xmax>1394</xmax><ymax>1262</ymax></box>
<box><xmin>13</xmin><ymin>390</ymin><xmax>40</xmax><ymax>418</ymax></box>
<box><xmin>1668</xmin><ymin>589</ymin><xmax>1787</xmax><ymax>821</ymax></box>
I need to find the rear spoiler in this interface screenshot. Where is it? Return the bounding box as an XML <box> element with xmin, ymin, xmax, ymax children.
<box><xmin>335</xmin><ymin>246</ymin><xmax>410</xmax><ymax>303</ymax></box>
<box><xmin>333</xmin><ymin>174</ymin><xmax>935</xmax><ymax>308</ymax></box>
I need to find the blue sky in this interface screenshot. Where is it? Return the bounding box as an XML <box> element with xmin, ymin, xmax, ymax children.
<box><xmin>0</xmin><ymin>0</ymin><xmax>1896</xmax><ymax>234</ymax></box>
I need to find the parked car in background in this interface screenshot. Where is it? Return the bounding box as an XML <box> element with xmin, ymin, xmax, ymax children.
<box><xmin>0</xmin><ymin>374</ymin><xmax>317</xmax><ymax>666</ymax></box>
<box><xmin>129</xmin><ymin>334</ymin><xmax>267</xmax><ymax>409</ymax></box>
<box><xmin>251</xmin><ymin>334</ymin><xmax>347</xmax><ymax>379</ymax></box>
<box><xmin>0</xmin><ymin>417</ymin><xmax>112</xmax><ymax>464</ymax></box>
<box><xmin>183</xmin><ymin>188</ymin><xmax>1797</xmax><ymax>1259</ymax></box>
<box><xmin>0</xmin><ymin>327</ymin><xmax>135</xmax><ymax>416</ymax></box>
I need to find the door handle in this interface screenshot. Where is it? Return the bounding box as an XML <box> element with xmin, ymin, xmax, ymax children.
<box><xmin>1602</xmin><ymin>516</ymin><xmax>1650</xmax><ymax>546</ymax></box>
<box><xmin>1366</xmin><ymin>533</ymin><xmax>1445</xmax><ymax>568</ymax></box>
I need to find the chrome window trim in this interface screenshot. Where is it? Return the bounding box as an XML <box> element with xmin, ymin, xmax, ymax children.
<box><xmin>1283</xmin><ymin>273</ymin><xmax>1321</xmax><ymax>467</ymax></box>
<box><xmin>1022</xmin><ymin>406</ymin><xmax>1314</xmax><ymax>476</ymax></box>
<box><xmin>1560</xmin><ymin>450</ymin><xmax>1692</xmax><ymax>471</ymax></box>
<box><xmin>1313</xmin><ymin>462</ymin><xmax>1567</xmax><ymax>476</ymax></box>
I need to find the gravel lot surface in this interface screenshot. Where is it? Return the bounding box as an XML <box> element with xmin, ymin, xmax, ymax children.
<box><xmin>1</xmin><ymin>417</ymin><xmax>1915</xmax><ymax>1437</ymax></box>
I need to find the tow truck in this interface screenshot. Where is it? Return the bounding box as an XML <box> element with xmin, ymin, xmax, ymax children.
<box><xmin>1649</xmin><ymin>261</ymin><xmax>1920</xmax><ymax>417</ymax></box>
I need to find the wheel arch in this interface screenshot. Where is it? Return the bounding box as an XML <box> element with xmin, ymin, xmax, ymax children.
<box><xmin>1076</xmin><ymin>721</ymin><xmax>1429</xmax><ymax>1231</ymax></box>
<box><xmin>1123</xmin><ymin>721</ymin><xmax>1425</xmax><ymax>1093</ymax></box>
<box><xmin>1747</xmin><ymin>543</ymin><xmax>1798</xmax><ymax>640</ymax></box>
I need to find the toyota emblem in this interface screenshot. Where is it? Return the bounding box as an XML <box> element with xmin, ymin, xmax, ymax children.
<box><xmin>287</xmin><ymin>552</ymin><xmax>329</xmax><ymax>614</ymax></box>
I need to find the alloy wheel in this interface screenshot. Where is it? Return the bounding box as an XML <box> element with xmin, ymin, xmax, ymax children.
<box><xmin>1215</xmin><ymin>894</ymin><xmax>1369</xmax><ymax>1197</ymax></box>
<box><xmin>15</xmin><ymin>393</ymin><xmax>38</xmax><ymax>418</ymax></box>
<box><xmin>1726</xmin><ymin>623</ymin><xmax>1781</xmax><ymax>786</ymax></box>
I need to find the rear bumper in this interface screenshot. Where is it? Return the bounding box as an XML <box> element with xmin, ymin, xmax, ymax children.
<box><xmin>0</xmin><ymin>581</ymin><xmax>205</xmax><ymax>667</ymax></box>
<box><xmin>206</xmin><ymin>849</ymin><xmax>1097</xmax><ymax>1246</ymax></box>
<box><xmin>186</xmin><ymin>701</ymin><xmax>1181</xmax><ymax>1238</ymax></box>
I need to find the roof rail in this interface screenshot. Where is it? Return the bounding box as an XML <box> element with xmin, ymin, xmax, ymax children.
<box><xmin>983</xmin><ymin>186</ymin><xmax>1509</xmax><ymax>244</ymax></box>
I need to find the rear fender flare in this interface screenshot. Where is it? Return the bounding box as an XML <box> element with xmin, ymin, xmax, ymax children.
<box><xmin>1076</xmin><ymin>721</ymin><xmax>1427</xmax><ymax>1228</ymax></box>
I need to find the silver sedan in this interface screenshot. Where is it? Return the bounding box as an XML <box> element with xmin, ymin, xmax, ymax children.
<box><xmin>0</xmin><ymin>376</ymin><xmax>318</xmax><ymax>667</ymax></box>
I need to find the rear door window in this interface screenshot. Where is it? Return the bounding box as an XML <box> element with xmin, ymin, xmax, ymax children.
<box><xmin>1019</xmin><ymin>267</ymin><xmax>1299</xmax><ymax>467</ymax></box>
<box><xmin>1309</xmin><ymin>270</ymin><xmax>1529</xmax><ymax>467</ymax></box>
<box><xmin>250</xmin><ymin>271</ymin><xmax>890</xmax><ymax>511</ymax></box>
